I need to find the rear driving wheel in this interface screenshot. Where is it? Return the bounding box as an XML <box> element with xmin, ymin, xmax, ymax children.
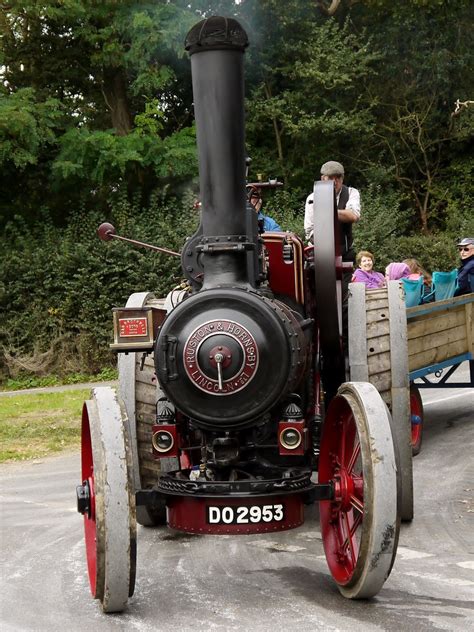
<box><xmin>319</xmin><ymin>382</ymin><xmax>400</xmax><ymax>599</ymax></box>
<box><xmin>313</xmin><ymin>180</ymin><xmax>345</xmax><ymax>403</ymax></box>
<box><xmin>410</xmin><ymin>384</ymin><xmax>424</xmax><ymax>456</ymax></box>
<box><xmin>79</xmin><ymin>387</ymin><xmax>136</xmax><ymax>612</ymax></box>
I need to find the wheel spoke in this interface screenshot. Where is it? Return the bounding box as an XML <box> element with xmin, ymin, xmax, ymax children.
<box><xmin>343</xmin><ymin>507</ymin><xmax>362</xmax><ymax>555</ymax></box>
<box><xmin>348</xmin><ymin>508</ymin><xmax>362</xmax><ymax>536</ymax></box>
<box><xmin>340</xmin><ymin>416</ymin><xmax>356</xmax><ymax>469</ymax></box>
<box><xmin>343</xmin><ymin>512</ymin><xmax>358</xmax><ymax>567</ymax></box>
<box><xmin>346</xmin><ymin>441</ymin><xmax>361</xmax><ymax>474</ymax></box>
<box><xmin>332</xmin><ymin>512</ymin><xmax>350</xmax><ymax>568</ymax></box>
<box><xmin>350</xmin><ymin>493</ymin><xmax>363</xmax><ymax>514</ymax></box>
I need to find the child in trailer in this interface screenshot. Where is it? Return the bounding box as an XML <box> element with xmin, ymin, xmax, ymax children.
<box><xmin>385</xmin><ymin>262</ymin><xmax>411</xmax><ymax>282</ymax></box>
<box><xmin>403</xmin><ymin>258</ymin><xmax>432</xmax><ymax>288</ymax></box>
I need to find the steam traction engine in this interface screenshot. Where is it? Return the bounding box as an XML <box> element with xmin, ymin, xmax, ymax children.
<box><xmin>76</xmin><ymin>17</ymin><xmax>400</xmax><ymax>612</ymax></box>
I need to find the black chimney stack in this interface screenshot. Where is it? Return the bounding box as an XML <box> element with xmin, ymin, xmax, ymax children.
<box><xmin>185</xmin><ymin>16</ymin><xmax>251</xmax><ymax>289</ymax></box>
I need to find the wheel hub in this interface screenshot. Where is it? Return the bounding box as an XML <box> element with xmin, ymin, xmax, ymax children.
<box><xmin>333</xmin><ymin>469</ymin><xmax>355</xmax><ymax>512</ymax></box>
<box><xmin>76</xmin><ymin>478</ymin><xmax>93</xmax><ymax>518</ymax></box>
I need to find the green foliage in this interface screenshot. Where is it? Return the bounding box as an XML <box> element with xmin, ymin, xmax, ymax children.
<box><xmin>353</xmin><ymin>183</ymin><xmax>410</xmax><ymax>265</ymax></box>
<box><xmin>355</xmin><ymin>2</ymin><xmax>474</xmax><ymax>232</ymax></box>
<box><xmin>386</xmin><ymin>234</ymin><xmax>459</xmax><ymax>276</ymax></box>
<box><xmin>245</xmin><ymin>14</ymin><xmax>378</xmax><ymax>190</ymax></box>
<box><xmin>154</xmin><ymin>127</ymin><xmax>198</xmax><ymax>179</ymax></box>
<box><xmin>1</xmin><ymin>197</ymin><xmax>199</xmax><ymax>378</ymax></box>
<box><xmin>3</xmin><ymin>375</ymin><xmax>62</xmax><ymax>391</ymax></box>
<box><xmin>53</xmin><ymin>128</ymin><xmax>143</xmax><ymax>183</ymax></box>
<box><xmin>0</xmin><ymin>88</ymin><xmax>62</xmax><ymax>169</ymax></box>
<box><xmin>264</xmin><ymin>189</ymin><xmax>305</xmax><ymax>236</ymax></box>
<box><xmin>2</xmin><ymin>367</ymin><xmax>118</xmax><ymax>392</ymax></box>
<box><xmin>352</xmin><ymin>182</ymin><xmax>463</xmax><ymax>272</ymax></box>
<box><xmin>134</xmin><ymin>99</ymin><xmax>166</xmax><ymax>136</ymax></box>
<box><xmin>433</xmin><ymin>159</ymin><xmax>474</xmax><ymax>237</ymax></box>
<box><xmin>0</xmin><ymin>1</ymin><xmax>198</xmax><ymax>222</ymax></box>
<box><xmin>52</xmin><ymin>125</ymin><xmax>197</xmax><ymax>186</ymax></box>
<box><xmin>2</xmin><ymin>0</ymin><xmax>472</xmax><ymax>230</ymax></box>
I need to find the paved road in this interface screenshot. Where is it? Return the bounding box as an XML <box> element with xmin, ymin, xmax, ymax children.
<box><xmin>1</xmin><ymin>381</ymin><xmax>473</xmax><ymax>631</ymax></box>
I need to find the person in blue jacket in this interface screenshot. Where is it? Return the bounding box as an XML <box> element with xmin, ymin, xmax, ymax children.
<box><xmin>454</xmin><ymin>237</ymin><xmax>474</xmax><ymax>296</ymax></box>
<box><xmin>248</xmin><ymin>187</ymin><xmax>282</xmax><ymax>232</ymax></box>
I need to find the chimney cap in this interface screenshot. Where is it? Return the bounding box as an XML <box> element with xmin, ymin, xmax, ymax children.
<box><xmin>185</xmin><ymin>16</ymin><xmax>248</xmax><ymax>55</ymax></box>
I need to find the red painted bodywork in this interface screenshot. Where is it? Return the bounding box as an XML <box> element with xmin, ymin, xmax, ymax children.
<box><xmin>263</xmin><ymin>233</ymin><xmax>305</xmax><ymax>304</ymax></box>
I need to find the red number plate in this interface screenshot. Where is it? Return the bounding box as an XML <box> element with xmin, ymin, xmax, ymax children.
<box><xmin>119</xmin><ymin>317</ymin><xmax>148</xmax><ymax>337</ymax></box>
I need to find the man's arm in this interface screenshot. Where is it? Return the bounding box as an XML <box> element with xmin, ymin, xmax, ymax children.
<box><xmin>338</xmin><ymin>187</ymin><xmax>360</xmax><ymax>223</ymax></box>
<box><xmin>338</xmin><ymin>209</ymin><xmax>359</xmax><ymax>223</ymax></box>
<box><xmin>304</xmin><ymin>194</ymin><xmax>314</xmax><ymax>240</ymax></box>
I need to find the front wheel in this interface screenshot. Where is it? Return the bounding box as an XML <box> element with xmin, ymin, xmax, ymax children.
<box><xmin>79</xmin><ymin>387</ymin><xmax>137</xmax><ymax>612</ymax></box>
<box><xmin>319</xmin><ymin>382</ymin><xmax>400</xmax><ymax>599</ymax></box>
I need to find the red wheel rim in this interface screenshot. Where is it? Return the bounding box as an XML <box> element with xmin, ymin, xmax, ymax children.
<box><xmin>319</xmin><ymin>397</ymin><xmax>364</xmax><ymax>585</ymax></box>
<box><xmin>410</xmin><ymin>386</ymin><xmax>423</xmax><ymax>451</ymax></box>
<box><xmin>81</xmin><ymin>404</ymin><xmax>98</xmax><ymax>598</ymax></box>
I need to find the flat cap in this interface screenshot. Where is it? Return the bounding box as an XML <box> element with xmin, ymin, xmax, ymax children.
<box><xmin>320</xmin><ymin>161</ymin><xmax>344</xmax><ymax>177</ymax></box>
<box><xmin>457</xmin><ymin>237</ymin><xmax>474</xmax><ymax>246</ymax></box>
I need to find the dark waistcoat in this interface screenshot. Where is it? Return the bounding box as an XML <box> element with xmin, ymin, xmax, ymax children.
<box><xmin>338</xmin><ymin>185</ymin><xmax>353</xmax><ymax>261</ymax></box>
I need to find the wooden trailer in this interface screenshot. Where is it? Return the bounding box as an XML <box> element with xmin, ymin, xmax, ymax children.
<box><xmin>406</xmin><ymin>294</ymin><xmax>473</xmax><ymax>381</ymax></box>
<box><xmin>348</xmin><ymin>283</ymin><xmax>474</xmax><ymax>521</ymax></box>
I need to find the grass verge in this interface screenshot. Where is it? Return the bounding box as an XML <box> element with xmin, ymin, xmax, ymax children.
<box><xmin>0</xmin><ymin>389</ymin><xmax>90</xmax><ymax>462</ymax></box>
<box><xmin>0</xmin><ymin>367</ymin><xmax>118</xmax><ymax>391</ymax></box>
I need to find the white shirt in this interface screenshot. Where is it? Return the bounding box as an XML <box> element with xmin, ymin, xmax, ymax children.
<box><xmin>304</xmin><ymin>186</ymin><xmax>361</xmax><ymax>240</ymax></box>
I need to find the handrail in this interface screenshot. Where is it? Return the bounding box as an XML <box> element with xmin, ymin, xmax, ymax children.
<box><xmin>406</xmin><ymin>292</ymin><xmax>473</xmax><ymax>319</ymax></box>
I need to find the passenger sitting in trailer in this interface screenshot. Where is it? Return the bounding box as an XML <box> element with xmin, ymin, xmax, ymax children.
<box><xmin>385</xmin><ymin>262</ymin><xmax>411</xmax><ymax>282</ymax></box>
<box><xmin>351</xmin><ymin>250</ymin><xmax>385</xmax><ymax>289</ymax></box>
<box><xmin>403</xmin><ymin>258</ymin><xmax>432</xmax><ymax>292</ymax></box>
<box><xmin>454</xmin><ymin>237</ymin><xmax>474</xmax><ymax>296</ymax></box>
<box><xmin>247</xmin><ymin>185</ymin><xmax>282</xmax><ymax>233</ymax></box>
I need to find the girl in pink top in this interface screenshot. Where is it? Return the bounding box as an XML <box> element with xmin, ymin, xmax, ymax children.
<box><xmin>385</xmin><ymin>262</ymin><xmax>411</xmax><ymax>281</ymax></box>
<box><xmin>403</xmin><ymin>258</ymin><xmax>432</xmax><ymax>290</ymax></box>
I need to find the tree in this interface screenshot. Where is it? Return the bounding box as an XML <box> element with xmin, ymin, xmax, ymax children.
<box><xmin>0</xmin><ymin>1</ymin><xmax>198</xmax><ymax>224</ymax></box>
<box><xmin>351</xmin><ymin>1</ymin><xmax>474</xmax><ymax>232</ymax></box>
<box><xmin>241</xmin><ymin>1</ymin><xmax>379</xmax><ymax>192</ymax></box>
